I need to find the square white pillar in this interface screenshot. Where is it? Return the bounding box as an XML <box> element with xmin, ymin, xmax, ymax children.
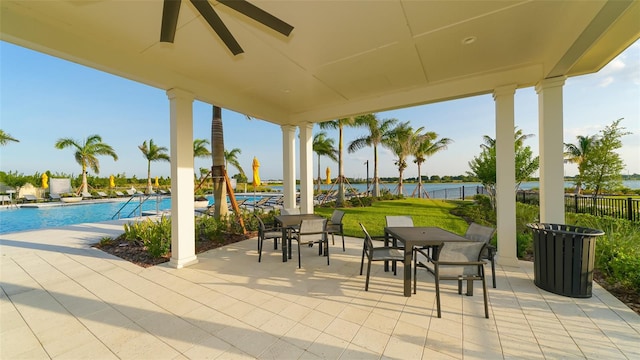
<box><xmin>281</xmin><ymin>125</ymin><xmax>297</xmax><ymax>209</ymax></box>
<box><xmin>494</xmin><ymin>85</ymin><xmax>519</xmax><ymax>267</ymax></box>
<box><xmin>299</xmin><ymin>123</ymin><xmax>314</xmax><ymax>214</ymax></box>
<box><xmin>167</xmin><ymin>88</ymin><xmax>197</xmax><ymax>269</ymax></box>
<box><xmin>536</xmin><ymin>77</ymin><xmax>567</xmax><ymax>224</ymax></box>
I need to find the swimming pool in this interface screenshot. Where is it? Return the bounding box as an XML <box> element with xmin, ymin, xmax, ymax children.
<box><xmin>0</xmin><ymin>196</ymin><xmax>174</xmax><ymax>234</ymax></box>
<box><xmin>0</xmin><ymin>195</ymin><xmax>264</xmax><ymax>234</ymax></box>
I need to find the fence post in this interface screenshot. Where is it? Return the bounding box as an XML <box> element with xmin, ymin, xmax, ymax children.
<box><xmin>628</xmin><ymin>197</ymin><xmax>633</xmax><ymax>221</ymax></box>
<box><xmin>462</xmin><ymin>186</ymin><xmax>465</xmax><ymax>200</ymax></box>
<box><xmin>574</xmin><ymin>194</ymin><xmax>578</xmax><ymax>214</ymax></box>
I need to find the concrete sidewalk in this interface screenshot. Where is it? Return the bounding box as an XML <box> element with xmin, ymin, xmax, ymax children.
<box><xmin>1</xmin><ymin>220</ymin><xmax>638</xmax><ymax>359</ymax></box>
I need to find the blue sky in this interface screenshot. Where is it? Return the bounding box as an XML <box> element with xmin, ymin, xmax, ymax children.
<box><xmin>1</xmin><ymin>40</ymin><xmax>638</xmax><ymax>181</ymax></box>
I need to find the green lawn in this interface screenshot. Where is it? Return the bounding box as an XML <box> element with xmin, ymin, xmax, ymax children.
<box><xmin>315</xmin><ymin>198</ymin><xmax>468</xmax><ymax>238</ymax></box>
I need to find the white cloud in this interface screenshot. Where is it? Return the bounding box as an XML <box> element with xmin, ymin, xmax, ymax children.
<box><xmin>598</xmin><ymin>76</ymin><xmax>614</xmax><ymax>87</ymax></box>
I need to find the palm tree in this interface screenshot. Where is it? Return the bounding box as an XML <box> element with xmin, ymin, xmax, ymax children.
<box><xmin>193</xmin><ymin>138</ymin><xmax>211</xmax><ymax>184</ymax></box>
<box><xmin>210</xmin><ymin>105</ymin><xmax>229</xmax><ymax>219</ymax></box>
<box><xmin>412</xmin><ymin>131</ymin><xmax>453</xmax><ymax>198</ymax></box>
<box><xmin>138</xmin><ymin>139</ymin><xmax>170</xmax><ymax>194</ymax></box>
<box><xmin>385</xmin><ymin>122</ymin><xmax>418</xmax><ymax>196</ymax></box>
<box><xmin>313</xmin><ymin>131</ymin><xmax>338</xmax><ymax>193</ymax></box>
<box><xmin>224</xmin><ymin>148</ymin><xmax>245</xmax><ymax>177</ymax></box>
<box><xmin>319</xmin><ymin>116</ymin><xmax>368</xmax><ymax>206</ymax></box>
<box><xmin>193</xmin><ymin>138</ymin><xmax>211</xmax><ymax>159</ymax></box>
<box><xmin>0</xmin><ymin>130</ymin><xmax>19</xmax><ymax>146</ymax></box>
<box><xmin>348</xmin><ymin>114</ymin><xmax>398</xmax><ymax>197</ymax></box>
<box><xmin>564</xmin><ymin>135</ymin><xmax>595</xmax><ymax>194</ymax></box>
<box><xmin>54</xmin><ymin>134</ymin><xmax>118</xmax><ymax>195</ymax></box>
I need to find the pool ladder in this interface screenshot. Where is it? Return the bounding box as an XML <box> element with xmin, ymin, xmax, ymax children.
<box><xmin>111</xmin><ymin>193</ymin><xmax>161</xmax><ymax>219</ymax></box>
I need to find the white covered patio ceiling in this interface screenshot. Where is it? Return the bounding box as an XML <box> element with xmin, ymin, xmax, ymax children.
<box><xmin>1</xmin><ymin>0</ymin><xmax>638</xmax><ymax>126</ymax></box>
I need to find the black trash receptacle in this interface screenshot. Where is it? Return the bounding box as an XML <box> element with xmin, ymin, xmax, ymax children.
<box><xmin>526</xmin><ymin>223</ymin><xmax>604</xmax><ymax>298</ymax></box>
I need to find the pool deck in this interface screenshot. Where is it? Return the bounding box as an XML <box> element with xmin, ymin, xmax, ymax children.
<box><xmin>1</xmin><ymin>220</ymin><xmax>638</xmax><ymax>359</ymax></box>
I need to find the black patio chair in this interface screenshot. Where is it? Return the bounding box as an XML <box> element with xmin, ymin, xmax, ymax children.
<box><xmin>464</xmin><ymin>223</ymin><xmax>497</xmax><ymax>288</ymax></box>
<box><xmin>291</xmin><ymin>218</ymin><xmax>328</xmax><ymax>268</ymax></box>
<box><xmin>326</xmin><ymin>210</ymin><xmax>346</xmax><ymax>251</ymax></box>
<box><xmin>359</xmin><ymin>223</ymin><xmax>404</xmax><ymax>291</ymax></box>
<box><xmin>414</xmin><ymin>241</ymin><xmax>489</xmax><ymax>318</ymax></box>
<box><xmin>255</xmin><ymin>215</ymin><xmax>282</xmax><ymax>262</ymax></box>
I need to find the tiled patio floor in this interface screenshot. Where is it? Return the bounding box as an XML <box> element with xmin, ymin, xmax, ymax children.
<box><xmin>1</xmin><ymin>220</ymin><xmax>638</xmax><ymax>359</ymax></box>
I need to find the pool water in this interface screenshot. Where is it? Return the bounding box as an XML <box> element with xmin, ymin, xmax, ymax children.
<box><xmin>0</xmin><ymin>195</ymin><xmax>267</xmax><ymax>234</ymax></box>
<box><xmin>0</xmin><ymin>197</ymin><xmax>173</xmax><ymax>234</ymax></box>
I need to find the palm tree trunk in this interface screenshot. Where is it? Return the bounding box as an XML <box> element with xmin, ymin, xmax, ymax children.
<box><xmin>81</xmin><ymin>164</ymin><xmax>88</xmax><ymax>195</ymax></box>
<box><xmin>337</xmin><ymin>125</ymin><xmax>345</xmax><ymax>206</ymax></box>
<box><xmin>373</xmin><ymin>145</ymin><xmax>380</xmax><ymax>197</ymax></box>
<box><xmin>417</xmin><ymin>162</ymin><xmax>422</xmax><ymax>198</ymax></box>
<box><xmin>211</xmin><ymin>105</ymin><xmax>228</xmax><ymax>219</ymax></box>
<box><xmin>147</xmin><ymin>160</ymin><xmax>152</xmax><ymax>194</ymax></box>
<box><xmin>317</xmin><ymin>154</ymin><xmax>321</xmax><ymax>194</ymax></box>
<box><xmin>398</xmin><ymin>168</ymin><xmax>404</xmax><ymax>196</ymax></box>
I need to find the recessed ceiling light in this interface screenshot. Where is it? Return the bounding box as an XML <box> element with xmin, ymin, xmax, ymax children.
<box><xmin>282</xmin><ymin>89</ymin><xmax>291</xmax><ymax>93</ymax></box>
<box><xmin>462</xmin><ymin>36</ymin><xmax>477</xmax><ymax>45</ymax></box>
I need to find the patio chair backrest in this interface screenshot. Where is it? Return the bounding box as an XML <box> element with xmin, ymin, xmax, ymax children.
<box><xmin>437</xmin><ymin>242</ymin><xmax>486</xmax><ymax>276</ymax></box>
<box><xmin>330</xmin><ymin>210</ymin><xmax>345</xmax><ymax>224</ymax></box>
<box><xmin>464</xmin><ymin>223</ymin><xmax>495</xmax><ymax>244</ymax></box>
<box><xmin>297</xmin><ymin>218</ymin><xmax>326</xmax><ymax>243</ymax></box>
<box><xmin>386</xmin><ymin>215</ymin><xmax>413</xmax><ymax>227</ymax></box>
<box><xmin>359</xmin><ymin>223</ymin><xmax>375</xmax><ymax>257</ymax></box>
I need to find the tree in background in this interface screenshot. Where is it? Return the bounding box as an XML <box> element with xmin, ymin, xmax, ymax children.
<box><xmin>55</xmin><ymin>134</ymin><xmax>118</xmax><ymax>195</ymax></box>
<box><xmin>412</xmin><ymin>131</ymin><xmax>453</xmax><ymax>198</ymax></box>
<box><xmin>385</xmin><ymin>121</ymin><xmax>417</xmax><ymax>196</ymax></box>
<box><xmin>194</xmin><ymin>139</ymin><xmax>211</xmax><ymax>184</ymax></box>
<box><xmin>582</xmin><ymin>118</ymin><xmax>630</xmax><ymax>196</ymax></box>
<box><xmin>319</xmin><ymin>116</ymin><xmax>368</xmax><ymax>206</ymax></box>
<box><xmin>0</xmin><ymin>130</ymin><xmax>19</xmax><ymax>146</ymax></box>
<box><xmin>564</xmin><ymin>135</ymin><xmax>595</xmax><ymax>194</ymax></box>
<box><xmin>348</xmin><ymin>114</ymin><xmax>398</xmax><ymax>197</ymax></box>
<box><xmin>467</xmin><ymin>128</ymin><xmax>539</xmax><ymax>208</ymax></box>
<box><xmin>138</xmin><ymin>139</ymin><xmax>170</xmax><ymax>194</ymax></box>
<box><xmin>224</xmin><ymin>148</ymin><xmax>245</xmax><ymax>179</ymax></box>
<box><xmin>312</xmin><ymin>131</ymin><xmax>338</xmax><ymax>193</ymax></box>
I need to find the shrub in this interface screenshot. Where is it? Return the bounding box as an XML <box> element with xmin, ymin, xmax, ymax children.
<box><xmin>123</xmin><ymin>217</ymin><xmax>171</xmax><ymax>257</ymax></box>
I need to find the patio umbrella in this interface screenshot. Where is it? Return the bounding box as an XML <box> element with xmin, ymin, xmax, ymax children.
<box><xmin>109</xmin><ymin>175</ymin><xmax>115</xmax><ymax>188</ymax></box>
<box><xmin>41</xmin><ymin>173</ymin><xmax>48</xmax><ymax>189</ymax></box>
<box><xmin>325</xmin><ymin>167</ymin><xmax>331</xmax><ymax>184</ymax></box>
<box><xmin>252</xmin><ymin>157</ymin><xmax>261</xmax><ymax>205</ymax></box>
<box><xmin>154</xmin><ymin>176</ymin><xmax>159</xmax><ymax>188</ymax></box>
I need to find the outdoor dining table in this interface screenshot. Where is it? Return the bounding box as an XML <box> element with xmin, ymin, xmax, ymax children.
<box><xmin>384</xmin><ymin>226</ymin><xmax>470</xmax><ymax>297</ymax></box>
<box><xmin>274</xmin><ymin>214</ymin><xmax>325</xmax><ymax>262</ymax></box>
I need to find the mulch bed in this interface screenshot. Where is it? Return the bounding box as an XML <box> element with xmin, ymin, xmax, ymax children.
<box><xmin>94</xmin><ymin>232</ymin><xmax>256</xmax><ymax>268</ymax></box>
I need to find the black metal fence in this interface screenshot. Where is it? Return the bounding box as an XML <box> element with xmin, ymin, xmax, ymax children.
<box><xmin>425</xmin><ymin>185</ymin><xmax>489</xmax><ymax>200</ymax></box>
<box><xmin>516</xmin><ymin>190</ymin><xmax>640</xmax><ymax>222</ymax></box>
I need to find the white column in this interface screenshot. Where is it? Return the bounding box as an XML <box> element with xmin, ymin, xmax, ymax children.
<box><xmin>536</xmin><ymin>77</ymin><xmax>567</xmax><ymax>224</ymax></box>
<box><xmin>493</xmin><ymin>85</ymin><xmax>519</xmax><ymax>267</ymax></box>
<box><xmin>299</xmin><ymin>123</ymin><xmax>314</xmax><ymax>214</ymax></box>
<box><xmin>167</xmin><ymin>88</ymin><xmax>197</xmax><ymax>269</ymax></box>
<box><xmin>282</xmin><ymin>125</ymin><xmax>297</xmax><ymax>209</ymax></box>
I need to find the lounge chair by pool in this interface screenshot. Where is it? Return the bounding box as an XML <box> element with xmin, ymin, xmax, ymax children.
<box><xmin>21</xmin><ymin>194</ymin><xmax>39</xmax><ymax>202</ymax></box>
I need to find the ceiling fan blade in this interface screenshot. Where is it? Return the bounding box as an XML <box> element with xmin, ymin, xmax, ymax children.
<box><xmin>218</xmin><ymin>0</ymin><xmax>293</xmax><ymax>37</ymax></box>
<box><xmin>160</xmin><ymin>0</ymin><xmax>182</xmax><ymax>43</ymax></box>
<box><xmin>190</xmin><ymin>0</ymin><xmax>244</xmax><ymax>55</ymax></box>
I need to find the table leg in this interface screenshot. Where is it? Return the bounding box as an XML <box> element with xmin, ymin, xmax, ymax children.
<box><xmin>281</xmin><ymin>226</ymin><xmax>288</xmax><ymax>262</ymax></box>
<box><xmin>384</xmin><ymin>232</ymin><xmax>390</xmax><ymax>272</ymax></box>
<box><xmin>404</xmin><ymin>246</ymin><xmax>412</xmax><ymax>297</ymax></box>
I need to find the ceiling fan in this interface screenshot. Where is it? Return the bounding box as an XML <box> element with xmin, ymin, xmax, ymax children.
<box><xmin>160</xmin><ymin>0</ymin><xmax>294</xmax><ymax>56</ymax></box>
